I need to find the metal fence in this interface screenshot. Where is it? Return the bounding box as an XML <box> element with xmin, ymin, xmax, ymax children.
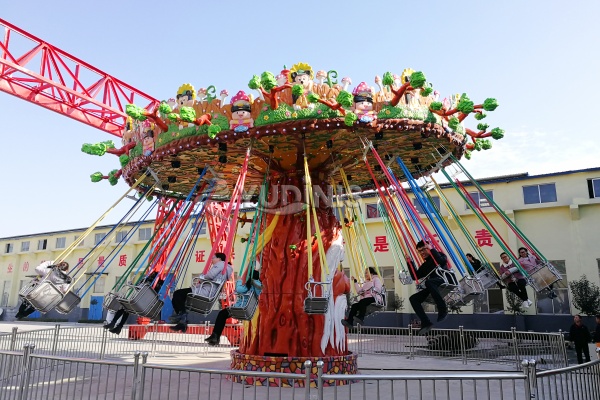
<box><xmin>352</xmin><ymin>325</ymin><xmax>568</xmax><ymax>370</ymax></box>
<box><xmin>1</xmin><ymin>344</ymin><xmax>599</xmax><ymax>400</ymax></box>
<box><xmin>0</xmin><ymin>324</ymin><xmax>569</xmax><ymax>370</ymax></box>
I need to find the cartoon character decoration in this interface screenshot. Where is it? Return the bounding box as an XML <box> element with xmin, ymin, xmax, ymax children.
<box><xmin>352</xmin><ymin>82</ymin><xmax>376</xmax><ymax>123</ymax></box>
<box><xmin>122</xmin><ymin>116</ymin><xmax>135</xmax><ymax>146</ymax></box>
<box><xmin>176</xmin><ymin>83</ymin><xmax>195</xmax><ymax>109</ymax></box>
<box><xmin>229</xmin><ymin>91</ymin><xmax>254</xmax><ymax>133</ymax></box>
<box><xmin>400</xmin><ymin>68</ymin><xmax>417</xmax><ymax>107</ymax></box>
<box><xmin>142</xmin><ymin>121</ymin><xmax>155</xmax><ymax>156</ymax></box>
<box><xmin>288</xmin><ymin>62</ymin><xmax>315</xmax><ymax>110</ymax></box>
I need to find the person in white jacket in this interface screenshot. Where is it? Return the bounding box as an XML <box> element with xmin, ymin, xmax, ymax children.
<box><xmin>342</xmin><ymin>267</ymin><xmax>383</xmax><ymax>328</ymax></box>
<box><xmin>15</xmin><ymin>260</ymin><xmax>70</xmax><ymax>319</ymax></box>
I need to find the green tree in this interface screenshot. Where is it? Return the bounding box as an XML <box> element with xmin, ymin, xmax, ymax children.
<box><xmin>248</xmin><ymin>71</ymin><xmax>292</xmax><ymax>110</ymax></box>
<box><xmin>569</xmin><ymin>275</ymin><xmax>600</xmax><ymax>316</ymax></box>
<box><xmin>505</xmin><ymin>291</ymin><xmax>525</xmax><ymax>315</ymax></box>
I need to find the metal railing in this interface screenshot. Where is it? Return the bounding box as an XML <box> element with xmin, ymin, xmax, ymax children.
<box><xmin>1</xmin><ymin>344</ymin><xmax>599</xmax><ymax>400</ymax></box>
<box><xmin>351</xmin><ymin>325</ymin><xmax>568</xmax><ymax>370</ymax></box>
<box><xmin>0</xmin><ymin>324</ymin><xmax>569</xmax><ymax>370</ymax></box>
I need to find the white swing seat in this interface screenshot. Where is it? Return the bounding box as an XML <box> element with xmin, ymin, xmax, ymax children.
<box><xmin>229</xmin><ymin>290</ymin><xmax>259</xmax><ymax>320</ymax></box>
<box><xmin>365</xmin><ymin>286</ymin><xmax>387</xmax><ymax>315</ymax></box>
<box><xmin>476</xmin><ymin>267</ymin><xmax>499</xmax><ymax>289</ymax></box>
<box><xmin>304</xmin><ymin>281</ymin><xmax>331</xmax><ymax>314</ymax></box>
<box><xmin>22</xmin><ymin>268</ymin><xmax>71</xmax><ymax>313</ymax></box>
<box><xmin>117</xmin><ymin>283</ymin><xmax>163</xmax><ymax>320</ymax></box>
<box><xmin>185</xmin><ymin>280</ymin><xmax>224</xmax><ymax>315</ymax></box>
<box><xmin>103</xmin><ymin>291</ymin><xmax>122</xmax><ymax>312</ymax></box>
<box><xmin>55</xmin><ymin>291</ymin><xmax>82</xmax><ymax>314</ymax></box>
<box><xmin>420</xmin><ymin>268</ymin><xmax>459</xmax><ymax>305</ymax></box>
<box><xmin>459</xmin><ymin>276</ymin><xmax>485</xmax><ymax>297</ymax></box>
<box><xmin>398</xmin><ymin>271</ymin><xmax>414</xmax><ymax>285</ymax></box>
<box><xmin>527</xmin><ymin>261</ymin><xmax>562</xmax><ymax>292</ymax></box>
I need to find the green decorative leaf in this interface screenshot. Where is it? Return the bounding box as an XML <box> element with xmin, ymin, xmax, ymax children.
<box><xmin>481</xmin><ymin>139</ymin><xmax>492</xmax><ymax>150</ymax></box>
<box><xmin>448</xmin><ymin>117</ymin><xmax>460</xmax><ymax>130</ymax></box>
<box><xmin>464</xmin><ymin>151</ymin><xmax>472</xmax><ymax>160</ymax></box>
<box><xmin>421</xmin><ymin>87</ymin><xmax>433</xmax><ymax>97</ymax></box>
<box><xmin>119</xmin><ymin>154</ymin><xmax>130</xmax><ymax>167</ymax></box>
<box><xmin>483</xmin><ymin>98</ymin><xmax>498</xmax><ymax>111</ymax></box>
<box><xmin>424</xmin><ymin>111</ymin><xmax>437</xmax><ymax>124</ymax></box>
<box><xmin>336</xmin><ymin>91</ymin><xmax>353</xmax><ymax>109</ymax></box>
<box><xmin>167</xmin><ymin>113</ymin><xmax>179</xmax><ymax>122</ymax></box>
<box><xmin>430</xmin><ymin>101</ymin><xmax>443</xmax><ymax>111</ymax></box>
<box><xmin>146</xmin><ymin>196</ymin><xmax>154</xmax><ymax>202</ymax></box>
<box><xmin>125</xmin><ymin>104</ymin><xmax>147</xmax><ymax>121</ymax></box>
<box><xmin>307</xmin><ymin>93</ymin><xmax>320</xmax><ymax>103</ymax></box>
<box><xmin>382</xmin><ymin>72</ymin><xmax>393</xmax><ymax>86</ymax></box>
<box><xmin>90</xmin><ymin>172</ymin><xmax>104</xmax><ymax>183</ymax></box>
<box><xmin>158</xmin><ymin>102</ymin><xmax>172</xmax><ymax>114</ymax></box>
<box><xmin>344</xmin><ymin>112</ymin><xmax>358</xmax><ymax>127</ymax></box>
<box><xmin>260</xmin><ymin>72</ymin><xmax>277</xmax><ymax>92</ymax></box>
<box><xmin>474</xmin><ymin>140</ymin><xmax>483</xmax><ymax>151</ymax></box>
<box><xmin>409</xmin><ymin>71</ymin><xmax>426</xmax><ymax>88</ymax></box>
<box><xmin>179</xmin><ymin>107</ymin><xmax>196</xmax><ymax>123</ymax></box>
<box><xmin>491</xmin><ymin>127</ymin><xmax>505</xmax><ymax>140</ymax></box>
<box><xmin>208</xmin><ymin>125</ymin><xmax>221</xmax><ymax>138</ymax></box>
<box><xmin>456</xmin><ymin>93</ymin><xmax>474</xmax><ymax>114</ymax></box>
<box><xmin>248</xmin><ymin>75</ymin><xmax>261</xmax><ymax>90</ymax></box>
<box><xmin>477</xmin><ymin>123</ymin><xmax>489</xmax><ymax>131</ymax></box>
<box><xmin>474</xmin><ymin>112</ymin><xmax>487</xmax><ymax>120</ymax></box>
<box><xmin>292</xmin><ymin>84</ymin><xmax>304</xmax><ymax>97</ymax></box>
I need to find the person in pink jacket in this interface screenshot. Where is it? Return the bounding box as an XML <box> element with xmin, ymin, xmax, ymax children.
<box><xmin>342</xmin><ymin>267</ymin><xmax>383</xmax><ymax>327</ymax></box>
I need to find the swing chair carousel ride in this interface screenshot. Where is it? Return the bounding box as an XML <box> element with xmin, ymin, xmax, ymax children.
<box><xmin>74</xmin><ymin>62</ymin><xmax>521</xmax><ymax>384</ymax></box>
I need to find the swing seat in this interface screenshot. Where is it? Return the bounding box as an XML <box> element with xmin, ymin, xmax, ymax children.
<box><xmin>18</xmin><ymin>279</ymin><xmax>40</xmax><ymax>300</ymax></box>
<box><xmin>421</xmin><ymin>268</ymin><xmax>459</xmax><ymax>305</ymax></box>
<box><xmin>459</xmin><ymin>276</ymin><xmax>485</xmax><ymax>297</ymax></box>
<box><xmin>185</xmin><ymin>280</ymin><xmax>224</xmax><ymax>315</ymax></box>
<box><xmin>398</xmin><ymin>271</ymin><xmax>414</xmax><ymax>285</ymax></box>
<box><xmin>476</xmin><ymin>267</ymin><xmax>499</xmax><ymax>289</ymax></box>
<box><xmin>527</xmin><ymin>261</ymin><xmax>562</xmax><ymax>292</ymax></box>
<box><xmin>304</xmin><ymin>281</ymin><xmax>331</xmax><ymax>315</ymax></box>
<box><xmin>103</xmin><ymin>291</ymin><xmax>122</xmax><ymax>312</ymax></box>
<box><xmin>55</xmin><ymin>291</ymin><xmax>81</xmax><ymax>314</ymax></box>
<box><xmin>365</xmin><ymin>286</ymin><xmax>387</xmax><ymax>315</ymax></box>
<box><xmin>117</xmin><ymin>283</ymin><xmax>164</xmax><ymax>320</ymax></box>
<box><xmin>229</xmin><ymin>290</ymin><xmax>259</xmax><ymax>320</ymax></box>
<box><xmin>25</xmin><ymin>281</ymin><xmax>64</xmax><ymax>313</ymax></box>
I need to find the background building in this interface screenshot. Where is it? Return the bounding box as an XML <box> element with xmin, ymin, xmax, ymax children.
<box><xmin>1</xmin><ymin>167</ymin><xmax>599</xmax><ymax>330</ymax></box>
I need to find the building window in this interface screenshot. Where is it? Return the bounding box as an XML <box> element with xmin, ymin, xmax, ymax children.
<box><xmin>378</xmin><ymin>267</ymin><xmax>397</xmax><ymax>311</ymax></box>
<box><xmin>588</xmin><ymin>178</ymin><xmax>600</xmax><ymax>199</ymax></box>
<box><xmin>37</xmin><ymin>239</ymin><xmax>47</xmax><ymax>251</ymax></box>
<box><xmin>20</xmin><ymin>241</ymin><xmax>30</xmax><ymax>252</ymax></box>
<box><xmin>93</xmin><ymin>276</ymin><xmax>106</xmax><ymax>294</ymax></box>
<box><xmin>4</xmin><ymin>243</ymin><xmax>13</xmax><ymax>254</ymax></box>
<box><xmin>523</xmin><ymin>183</ymin><xmax>557</xmax><ymax>205</ymax></box>
<box><xmin>465</xmin><ymin>190</ymin><xmax>493</xmax><ymax>210</ymax></box>
<box><xmin>1</xmin><ymin>281</ymin><xmax>10</xmax><ymax>307</ymax></box>
<box><xmin>74</xmin><ymin>236</ymin><xmax>85</xmax><ymax>247</ymax></box>
<box><xmin>94</xmin><ymin>233</ymin><xmax>106</xmax><ymax>245</ymax></box>
<box><xmin>55</xmin><ymin>237</ymin><xmax>66</xmax><ymax>249</ymax></box>
<box><xmin>366</xmin><ymin>203</ymin><xmax>380</xmax><ymax>219</ymax></box>
<box><xmin>139</xmin><ymin>228</ymin><xmax>152</xmax><ymax>241</ymax></box>
<box><xmin>115</xmin><ymin>231</ymin><xmax>128</xmax><ymax>243</ymax></box>
<box><xmin>536</xmin><ymin>260</ymin><xmax>570</xmax><ymax>315</ymax></box>
<box><xmin>413</xmin><ymin>196</ymin><xmax>440</xmax><ymax>214</ymax></box>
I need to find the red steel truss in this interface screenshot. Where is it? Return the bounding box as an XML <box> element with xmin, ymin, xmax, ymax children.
<box><xmin>0</xmin><ymin>18</ymin><xmax>158</xmax><ymax>137</ymax></box>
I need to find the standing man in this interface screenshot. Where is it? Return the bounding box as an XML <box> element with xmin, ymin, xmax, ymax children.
<box><xmin>408</xmin><ymin>240</ymin><xmax>449</xmax><ymax>335</ymax></box>
<box><xmin>569</xmin><ymin>314</ymin><xmax>591</xmax><ymax>364</ymax></box>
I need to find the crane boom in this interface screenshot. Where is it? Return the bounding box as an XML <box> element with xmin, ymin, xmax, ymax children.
<box><xmin>0</xmin><ymin>18</ymin><xmax>159</xmax><ymax>137</ymax></box>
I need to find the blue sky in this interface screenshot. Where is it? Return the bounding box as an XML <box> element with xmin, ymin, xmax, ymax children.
<box><xmin>1</xmin><ymin>1</ymin><xmax>599</xmax><ymax>238</ymax></box>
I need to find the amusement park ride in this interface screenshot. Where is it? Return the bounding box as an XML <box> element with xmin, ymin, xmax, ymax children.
<box><xmin>0</xmin><ymin>18</ymin><xmax>563</xmax><ymax>384</ymax></box>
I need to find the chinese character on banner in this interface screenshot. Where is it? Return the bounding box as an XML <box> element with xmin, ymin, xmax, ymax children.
<box><xmin>97</xmin><ymin>256</ymin><xmax>105</xmax><ymax>266</ymax></box>
<box><xmin>8</xmin><ymin>264</ymin><xmax>13</xmax><ymax>273</ymax></box>
<box><xmin>23</xmin><ymin>262</ymin><xmax>29</xmax><ymax>272</ymax></box>
<box><xmin>475</xmin><ymin>229</ymin><xmax>494</xmax><ymax>247</ymax></box>
<box><xmin>195</xmin><ymin>250</ymin><xmax>206</xmax><ymax>263</ymax></box>
<box><xmin>373</xmin><ymin>236</ymin><xmax>389</xmax><ymax>252</ymax></box>
<box><xmin>118</xmin><ymin>255</ymin><xmax>127</xmax><ymax>267</ymax></box>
